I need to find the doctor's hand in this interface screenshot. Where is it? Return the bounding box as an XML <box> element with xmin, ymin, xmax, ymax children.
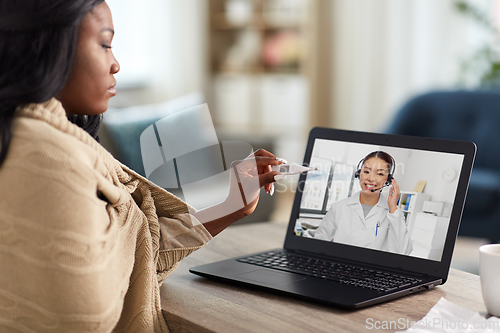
<box><xmin>387</xmin><ymin>179</ymin><xmax>400</xmax><ymax>214</ymax></box>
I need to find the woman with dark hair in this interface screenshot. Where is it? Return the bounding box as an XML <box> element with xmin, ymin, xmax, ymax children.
<box><xmin>315</xmin><ymin>151</ymin><xmax>413</xmax><ymax>255</ymax></box>
<box><xmin>0</xmin><ymin>1</ymin><xmax>280</xmax><ymax>331</ymax></box>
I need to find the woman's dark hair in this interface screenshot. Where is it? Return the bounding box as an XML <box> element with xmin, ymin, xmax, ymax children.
<box><xmin>0</xmin><ymin>0</ymin><xmax>105</xmax><ymax>166</ymax></box>
<box><xmin>355</xmin><ymin>151</ymin><xmax>396</xmax><ymax>181</ymax></box>
<box><xmin>363</xmin><ymin>151</ymin><xmax>395</xmax><ymax>174</ymax></box>
<box><xmin>354</xmin><ymin>151</ymin><xmax>396</xmax><ymax>184</ymax></box>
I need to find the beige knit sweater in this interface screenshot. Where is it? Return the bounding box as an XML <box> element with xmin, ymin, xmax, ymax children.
<box><xmin>0</xmin><ymin>99</ymin><xmax>212</xmax><ymax>332</ymax></box>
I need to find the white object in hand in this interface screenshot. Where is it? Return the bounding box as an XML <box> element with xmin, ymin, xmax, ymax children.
<box><xmin>271</xmin><ymin>163</ymin><xmax>318</xmax><ymax>175</ymax></box>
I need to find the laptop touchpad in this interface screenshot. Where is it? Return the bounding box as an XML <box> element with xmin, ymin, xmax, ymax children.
<box><xmin>236</xmin><ymin>269</ymin><xmax>306</xmax><ymax>286</ymax></box>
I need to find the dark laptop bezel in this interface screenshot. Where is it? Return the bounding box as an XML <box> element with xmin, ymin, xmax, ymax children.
<box><xmin>283</xmin><ymin>127</ymin><xmax>476</xmax><ymax>283</ymax></box>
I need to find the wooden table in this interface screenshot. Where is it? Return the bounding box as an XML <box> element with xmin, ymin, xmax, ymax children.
<box><xmin>160</xmin><ymin>221</ymin><xmax>487</xmax><ymax>332</ymax></box>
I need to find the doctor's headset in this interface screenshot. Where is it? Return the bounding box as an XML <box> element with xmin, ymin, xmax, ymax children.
<box><xmin>354</xmin><ymin>151</ymin><xmax>396</xmax><ymax>192</ymax></box>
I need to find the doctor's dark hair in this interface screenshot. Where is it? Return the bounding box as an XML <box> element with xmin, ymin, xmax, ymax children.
<box><xmin>354</xmin><ymin>151</ymin><xmax>396</xmax><ymax>182</ymax></box>
<box><xmin>0</xmin><ymin>0</ymin><xmax>105</xmax><ymax>166</ymax></box>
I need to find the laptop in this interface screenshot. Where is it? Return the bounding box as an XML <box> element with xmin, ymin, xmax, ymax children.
<box><xmin>189</xmin><ymin>127</ymin><xmax>476</xmax><ymax>308</ymax></box>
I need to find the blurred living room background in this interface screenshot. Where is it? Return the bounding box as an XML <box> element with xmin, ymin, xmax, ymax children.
<box><xmin>101</xmin><ymin>0</ymin><xmax>500</xmax><ymax>274</ymax></box>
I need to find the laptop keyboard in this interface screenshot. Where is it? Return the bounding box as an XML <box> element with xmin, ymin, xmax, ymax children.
<box><xmin>237</xmin><ymin>251</ymin><xmax>423</xmax><ymax>292</ymax></box>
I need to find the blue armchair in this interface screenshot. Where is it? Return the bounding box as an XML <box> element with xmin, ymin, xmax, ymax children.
<box><xmin>386</xmin><ymin>90</ymin><xmax>500</xmax><ymax>243</ymax></box>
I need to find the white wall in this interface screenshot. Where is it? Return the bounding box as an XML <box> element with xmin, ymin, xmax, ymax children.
<box><xmin>402</xmin><ymin>150</ymin><xmax>464</xmax><ymax>203</ymax></box>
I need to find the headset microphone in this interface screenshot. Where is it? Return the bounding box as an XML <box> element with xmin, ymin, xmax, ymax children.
<box><xmin>370</xmin><ymin>183</ymin><xmax>391</xmax><ymax>192</ymax></box>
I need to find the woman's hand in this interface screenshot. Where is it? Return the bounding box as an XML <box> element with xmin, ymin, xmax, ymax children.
<box><xmin>194</xmin><ymin>149</ymin><xmax>283</xmax><ymax>236</ymax></box>
<box><xmin>245</xmin><ymin>148</ymin><xmax>284</xmax><ymax>194</ymax></box>
<box><xmin>227</xmin><ymin>149</ymin><xmax>283</xmax><ymax>213</ymax></box>
<box><xmin>387</xmin><ymin>178</ymin><xmax>400</xmax><ymax>214</ymax></box>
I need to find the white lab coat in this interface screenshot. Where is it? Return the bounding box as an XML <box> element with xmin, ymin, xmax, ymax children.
<box><xmin>314</xmin><ymin>192</ymin><xmax>413</xmax><ymax>255</ymax></box>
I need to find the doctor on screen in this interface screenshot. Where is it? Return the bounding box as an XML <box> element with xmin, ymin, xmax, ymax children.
<box><xmin>314</xmin><ymin>151</ymin><xmax>413</xmax><ymax>255</ymax></box>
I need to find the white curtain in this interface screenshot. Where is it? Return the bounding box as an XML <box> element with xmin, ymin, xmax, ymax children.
<box><xmin>329</xmin><ymin>0</ymin><xmax>497</xmax><ymax>132</ymax></box>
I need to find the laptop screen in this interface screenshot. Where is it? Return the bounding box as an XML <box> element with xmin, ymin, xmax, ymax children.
<box><xmin>292</xmin><ymin>137</ymin><xmax>466</xmax><ymax>262</ymax></box>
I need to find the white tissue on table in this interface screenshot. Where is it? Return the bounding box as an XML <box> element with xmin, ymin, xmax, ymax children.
<box><xmin>397</xmin><ymin>297</ymin><xmax>500</xmax><ymax>333</ymax></box>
